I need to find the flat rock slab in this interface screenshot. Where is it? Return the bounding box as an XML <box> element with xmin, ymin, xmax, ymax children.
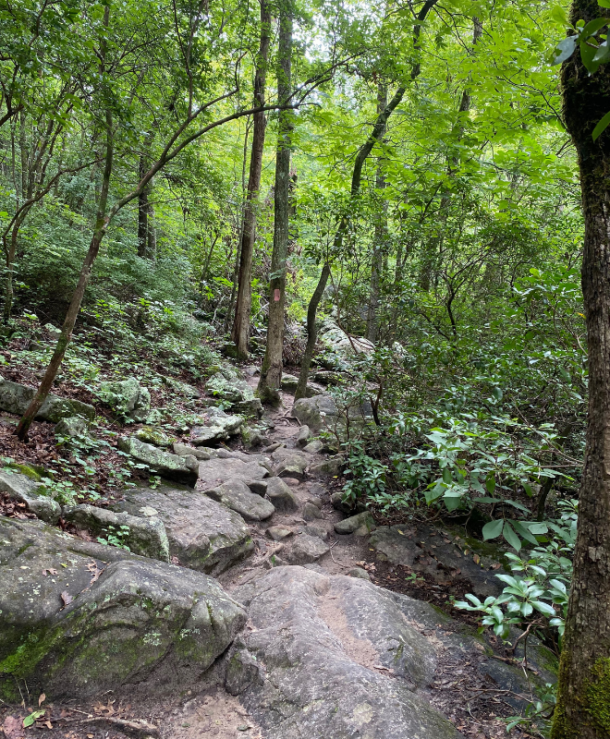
<box><xmin>369</xmin><ymin>523</ymin><xmax>503</xmax><ymax>599</ymax></box>
<box><xmin>290</xmin><ymin>533</ymin><xmax>330</xmax><ymax>563</ymax></box>
<box><xmin>118</xmin><ymin>437</ymin><xmax>199</xmax><ymax>487</ymax></box>
<box><xmin>0</xmin><ymin>377</ymin><xmax>95</xmax><ymax>423</ymax></box>
<box><xmin>112</xmin><ymin>485</ymin><xmax>253</xmax><ymax>575</ymax></box>
<box><xmin>190</xmin><ymin>408</ymin><xmax>244</xmax><ymax>445</ymax></box>
<box><xmin>0</xmin><ymin>518</ymin><xmax>246</xmax><ymax>701</ymax></box>
<box><xmin>226</xmin><ymin>566</ymin><xmax>461</xmax><ymax>739</ymax></box>
<box><xmin>291</xmin><ymin>395</ymin><xmax>338</xmax><ymax>432</ymax></box>
<box><xmin>265</xmin><ymin>477</ymin><xmax>298</xmax><ymax>512</ymax></box>
<box><xmin>0</xmin><ymin>470</ymin><xmax>61</xmax><ymax>523</ymax></box>
<box><xmin>206</xmin><ymin>480</ymin><xmax>275</xmax><ymax>522</ymax></box>
<box><xmin>198</xmin><ymin>457</ymin><xmax>269</xmax><ymax>490</ymax></box>
<box><xmin>271</xmin><ymin>448</ymin><xmax>309</xmax><ymax>479</ymax></box>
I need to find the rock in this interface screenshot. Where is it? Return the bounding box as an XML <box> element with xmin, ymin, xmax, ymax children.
<box><xmin>225</xmin><ymin>567</ymin><xmax>459</xmax><ymax>739</ymax></box>
<box><xmin>348</xmin><ymin>567</ymin><xmax>371</xmax><ymax>580</ymax></box>
<box><xmin>309</xmin><ymin>456</ymin><xmax>343</xmax><ymax>477</ymax></box>
<box><xmin>206</xmin><ymin>374</ymin><xmax>252</xmax><ymax>404</ymax></box>
<box><xmin>271</xmin><ymin>448</ymin><xmax>309</xmax><ymax>479</ymax></box>
<box><xmin>0</xmin><ymin>471</ymin><xmax>61</xmax><ymax>524</ymax></box>
<box><xmin>263</xmin><ymin>442</ymin><xmax>282</xmax><ymax>454</ymax></box>
<box><xmin>0</xmin><ymin>518</ymin><xmax>246</xmax><ymax>701</ymax></box>
<box><xmin>206</xmin><ymin>480</ymin><xmax>275</xmax><ymax>522</ymax></box>
<box><xmin>304</xmin><ymin>522</ymin><xmax>329</xmax><ymax>540</ymax></box>
<box><xmin>55</xmin><ymin>416</ymin><xmax>88</xmax><ymax>438</ymax></box>
<box><xmin>335</xmin><ymin>511</ymin><xmax>376</xmax><ymax>535</ymax></box>
<box><xmin>162</xmin><ymin>376</ymin><xmax>200</xmax><ymax>398</ymax></box>
<box><xmin>173</xmin><ymin>442</ymin><xmax>212</xmax><ymax>460</ymax></box>
<box><xmin>308</xmin><ymin>482</ymin><xmax>327</xmax><ymax>497</ymax></box>
<box><xmin>111</xmin><ymin>485</ymin><xmax>253</xmax><ymax>575</ymax></box>
<box><xmin>267</xmin><ymin>526</ymin><xmax>294</xmax><ymax>541</ymax></box>
<box><xmin>232</xmin><ymin>397</ymin><xmax>263</xmax><ymax>417</ymax></box>
<box><xmin>265</xmin><ymin>477</ymin><xmax>298</xmax><ymax>513</ymax></box>
<box><xmin>43</xmin><ymin>323</ymin><xmax>61</xmax><ymax>337</ymax></box>
<box><xmin>302</xmin><ymin>502</ymin><xmax>324</xmax><ymax>521</ymax></box>
<box><xmin>292</xmin><ymin>394</ymin><xmax>337</xmax><ymax>432</ymax></box>
<box><xmin>62</xmin><ymin>504</ymin><xmax>169</xmax><ymax>561</ymax></box>
<box><xmin>118</xmin><ymin>436</ymin><xmax>199</xmax><ymax>487</ymax></box>
<box><xmin>241</xmin><ymin>425</ymin><xmax>266</xmax><ymax>449</ymax></box>
<box><xmin>280</xmin><ymin>374</ymin><xmax>299</xmax><ymax>391</ymax></box>
<box><xmin>312</xmin><ymin>370</ymin><xmax>344</xmax><ymax>386</ymax></box>
<box><xmin>295</xmin><ymin>425</ymin><xmax>310</xmax><ymax>447</ymax></box>
<box><xmin>369</xmin><ymin>523</ymin><xmax>504</xmax><ymax>599</ymax></box>
<box><xmin>248</xmin><ymin>480</ymin><xmax>268</xmax><ymax>496</ymax></box>
<box><xmin>190</xmin><ymin>408</ymin><xmax>244</xmax><ymax>444</ymax></box>
<box><xmin>331</xmin><ymin>491</ymin><xmax>356</xmax><ymax>514</ymax></box>
<box><xmin>303</xmin><ymin>439</ymin><xmax>324</xmax><ymax>454</ymax></box>
<box><xmin>290</xmin><ymin>534</ymin><xmax>330</xmax><ymax>563</ymax></box>
<box><xmin>135</xmin><ymin>425</ymin><xmax>173</xmax><ymax>447</ymax></box>
<box><xmin>0</xmin><ymin>377</ymin><xmax>95</xmax><ymax>423</ymax></box>
<box><xmin>198</xmin><ymin>457</ymin><xmax>269</xmax><ymax>491</ymax></box>
<box><xmin>98</xmin><ymin>377</ymin><xmax>150</xmax><ymax>422</ymax></box>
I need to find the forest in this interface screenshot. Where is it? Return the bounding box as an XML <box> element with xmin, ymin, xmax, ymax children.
<box><xmin>0</xmin><ymin>0</ymin><xmax>609</xmax><ymax>737</ymax></box>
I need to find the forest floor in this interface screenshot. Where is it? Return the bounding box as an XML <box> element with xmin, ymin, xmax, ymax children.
<box><xmin>0</xmin><ymin>359</ymin><xmax>548</xmax><ymax>739</ymax></box>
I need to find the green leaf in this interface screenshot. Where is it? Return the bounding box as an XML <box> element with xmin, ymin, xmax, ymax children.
<box><xmin>23</xmin><ymin>710</ymin><xmax>45</xmax><ymax>728</ymax></box>
<box><xmin>482</xmin><ymin>519</ymin><xmax>504</xmax><ymax>540</ymax></box>
<box><xmin>512</xmin><ymin>520</ymin><xmax>539</xmax><ymax>546</ymax></box>
<box><xmin>526</xmin><ymin>522</ymin><xmax>549</xmax><ymax>535</ymax></box>
<box><xmin>582</xmin><ymin>17</ymin><xmax>610</xmax><ymax>38</ymax></box>
<box><xmin>444</xmin><ymin>495</ymin><xmax>462</xmax><ymax>512</ymax></box>
<box><xmin>594</xmin><ymin>40</ymin><xmax>610</xmax><ymax>62</ymax></box>
<box><xmin>593</xmin><ymin>109</ymin><xmax>610</xmax><ymax>140</ymax></box>
<box><xmin>601</xmin><ymin>0</ymin><xmax>610</xmax><ymax>7</ymax></box>
<box><xmin>551</xmin><ymin>5</ymin><xmax>571</xmax><ymax>26</ymax></box>
<box><xmin>442</xmin><ymin>467</ymin><xmax>453</xmax><ymax>484</ymax></box>
<box><xmin>552</xmin><ymin>35</ymin><xmax>577</xmax><ymax>64</ymax></box>
<box><xmin>532</xmin><ymin>600</ymin><xmax>557</xmax><ymax>617</ymax></box>
<box><xmin>486</xmin><ymin>474</ymin><xmax>496</xmax><ymax>495</ymax></box>
<box><xmin>503</xmin><ymin>521</ymin><xmax>522</xmax><ymax>551</ymax></box>
<box><xmin>581</xmin><ymin>38</ymin><xmax>602</xmax><ymax>72</ymax></box>
<box><xmin>425</xmin><ymin>480</ymin><xmax>445</xmax><ymax>504</ymax></box>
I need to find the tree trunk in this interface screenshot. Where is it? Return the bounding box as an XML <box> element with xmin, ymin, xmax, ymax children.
<box><xmin>295</xmin><ymin>262</ymin><xmax>330</xmax><ymax>400</ymax></box>
<box><xmin>551</xmin><ymin>4</ymin><xmax>610</xmax><ymax>737</ymax></box>
<box><xmin>137</xmin><ymin>154</ymin><xmax>149</xmax><ymax>257</ymax></box>
<box><xmin>366</xmin><ymin>83</ymin><xmax>389</xmax><ymax>344</ymax></box>
<box><xmin>232</xmin><ymin>0</ymin><xmax>271</xmax><ymax>358</ymax></box>
<box><xmin>257</xmin><ymin>0</ymin><xmax>293</xmax><ymax>406</ymax></box>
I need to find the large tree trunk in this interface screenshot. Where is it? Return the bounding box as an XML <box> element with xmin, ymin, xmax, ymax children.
<box><xmin>551</xmin><ymin>4</ymin><xmax>610</xmax><ymax>738</ymax></box>
<box><xmin>257</xmin><ymin>0</ymin><xmax>293</xmax><ymax>406</ymax></box>
<box><xmin>137</xmin><ymin>154</ymin><xmax>149</xmax><ymax>257</ymax></box>
<box><xmin>366</xmin><ymin>84</ymin><xmax>389</xmax><ymax>344</ymax></box>
<box><xmin>231</xmin><ymin>0</ymin><xmax>271</xmax><ymax>359</ymax></box>
<box><xmin>295</xmin><ymin>263</ymin><xmax>330</xmax><ymax>400</ymax></box>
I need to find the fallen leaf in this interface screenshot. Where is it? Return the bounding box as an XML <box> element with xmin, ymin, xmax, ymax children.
<box><xmin>60</xmin><ymin>591</ymin><xmax>73</xmax><ymax>607</ymax></box>
<box><xmin>23</xmin><ymin>710</ymin><xmax>45</xmax><ymax>727</ymax></box>
<box><xmin>44</xmin><ymin>720</ymin><xmax>53</xmax><ymax>729</ymax></box>
<box><xmin>38</xmin><ymin>693</ymin><xmax>46</xmax><ymax>706</ymax></box>
<box><xmin>42</xmin><ymin>569</ymin><xmax>58</xmax><ymax>577</ymax></box>
<box><xmin>473</xmin><ymin>554</ymin><xmax>480</xmax><ymax>565</ymax></box>
<box><xmin>2</xmin><ymin>715</ymin><xmax>24</xmax><ymax>739</ymax></box>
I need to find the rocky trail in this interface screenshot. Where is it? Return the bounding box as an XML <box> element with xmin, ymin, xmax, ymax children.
<box><xmin>0</xmin><ymin>363</ymin><xmax>556</xmax><ymax>739</ymax></box>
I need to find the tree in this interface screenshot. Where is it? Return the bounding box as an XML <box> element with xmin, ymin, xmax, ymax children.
<box><xmin>551</xmin><ymin>2</ymin><xmax>610</xmax><ymax>736</ymax></box>
<box><xmin>232</xmin><ymin>0</ymin><xmax>271</xmax><ymax>359</ymax></box>
<box><xmin>257</xmin><ymin>0</ymin><xmax>294</xmax><ymax>405</ymax></box>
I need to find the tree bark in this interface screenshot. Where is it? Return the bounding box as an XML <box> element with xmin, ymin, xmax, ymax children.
<box><xmin>366</xmin><ymin>83</ymin><xmax>389</xmax><ymax>344</ymax></box>
<box><xmin>294</xmin><ymin>263</ymin><xmax>330</xmax><ymax>400</ymax></box>
<box><xmin>137</xmin><ymin>154</ymin><xmax>149</xmax><ymax>257</ymax></box>
<box><xmin>551</xmin><ymin>3</ymin><xmax>610</xmax><ymax>737</ymax></box>
<box><xmin>231</xmin><ymin>0</ymin><xmax>271</xmax><ymax>358</ymax></box>
<box><xmin>257</xmin><ymin>0</ymin><xmax>293</xmax><ymax>406</ymax></box>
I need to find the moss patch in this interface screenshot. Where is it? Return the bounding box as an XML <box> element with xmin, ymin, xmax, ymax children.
<box><xmin>585</xmin><ymin>657</ymin><xmax>610</xmax><ymax>734</ymax></box>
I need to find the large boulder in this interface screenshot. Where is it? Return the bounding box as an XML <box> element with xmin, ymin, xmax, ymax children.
<box><xmin>0</xmin><ymin>377</ymin><xmax>95</xmax><ymax>423</ymax></box>
<box><xmin>190</xmin><ymin>408</ymin><xmax>244</xmax><ymax>445</ymax></box>
<box><xmin>225</xmin><ymin>567</ymin><xmax>461</xmax><ymax>739</ymax></box>
<box><xmin>292</xmin><ymin>394</ymin><xmax>338</xmax><ymax>432</ymax></box>
<box><xmin>0</xmin><ymin>470</ymin><xmax>61</xmax><ymax>524</ymax></box>
<box><xmin>206</xmin><ymin>480</ymin><xmax>275</xmax><ymax>522</ymax></box>
<box><xmin>0</xmin><ymin>518</ymin><xmax>246</xmax><ymax>701</ymax></box>
<box><xmin>98</xmin><ymin>377</ymin><xmax>151</xmax><ymax>422</ymax></box>
<box><xmin>111</xmin><ymin>485</ymin><xmax>253</xmax><ymax>575</ymax></box>
<box><xmin>271</xmin><ymin>447</ymin><xmax>310</xmax><ymax>479</ymax></box>
<box><xmin>62</xmin><ymin>503</ymin><xmax>170</xmax><ymax>561</ymax></box>
<box><xmin>198</xmin><ymin>457</ymin><xmax>269</xmax><ymax>491</ymax></box>
<box><xmin>118</xmin><ymin>436</ymin><xmax>199</xmax><ymax>487</ymax></box>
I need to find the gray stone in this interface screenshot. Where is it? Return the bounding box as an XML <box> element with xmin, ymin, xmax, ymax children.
<box><xmin>0</xmin><ymin>518</ymin><xmax>246</xmax><ymax>701</ymax></box>
<box><xmin>307</xmin><ymin>496</ymin><xmax>323</xmax><ymax>509</ymax></box>
<box><xmin>173</xmin><ymin>442</ymin><xmax>212</xmax><ymax>460</ymax></box>
<box><xmin>271</xmin><ymin>447</ymin><xmax>309</xmax><ymax>479</ymax></box>
<box><xmin>290</xmin><ymin>533</ymin><xmax>330</xmax><ymax>563</ymax></box>
<box><xmin>198</xmin><ymin>457</ymin><xmax>269</xmax><ymax>490</ymax></box>
<box><xmin>295</xmin><ymin>425</ymin><xmax>311</xmax><ymax>447</ymax></box>
<box><xmin>335</xmin><ymin>511</ymin><xmax>376</xmax><ymax>535</ymax></box>
<box><xmin>312</xmin><ymin>370</ymin><xmax>344</xmax><ymax>386</ymax></box>
<box><xmin>206</xmin><ymin>374</ymin><xmax>254</xmax><ymax>406</ymax></box>
<box><xmin>265</xmin><ymin>477</ymin><xmax>298</xmax><ymax>513</ymax></box>
<box><xmin>233</xmin><ymin>397</ymin><xmax>264</xmax><ymax>417</ymax></box>
<box><xmin>118</xmin><ymin>436</ymin><xmax>199</xmax><ymax>487</ymax></box>
<box><xmin>303</xmin><ymin>439</ymin><xmax>324</xmax><ymax>454</ymax></box>
<box><xmin>292</xmin><ymin>394</ymin><xmax>338</xmax><ymax>432</ymax></box>
<box><xmin>241</xmin><ymin>425</ymin><xmax>267</xmax><ymax>449</ymax></box>
<box><xmin>98</xmin><ymin>377</ymin><xmax>150</xmax><ymax>421</ymax></box>
<box><xmin>304</xmin><ymin>523</ymin><xmax>329</xmax><ymax>540</ymax></box>
<box><xmin>55</xmin><ymin>416</ymin><xmax>88</xmax><ymax>438</ymax></box>
<box><xmin>302</xmin><ymin>502</ymin><xmax>324</xmax><ymax>521</ymax></box>
<box><xmin>267</xmin><ymin>526</ymin><xmax>294</xmax><ymax>542</ymax></box>
<box><xmin>225</xmin><ymin>567</ymin><xmax>458</xmax><ymax>739</ymax></box>
<box><xmin>162</xmin><ymin>376</ymin><xmax>200</xmax><ymax>398</ymax></box>
<box><xmin>263</xmin><ymin>442</ymin><xmax>282</xmax><ymax>454</ymax></box>
<box><xmin>280</xmin><ymin>374</ymin><xmax>299</xmax><ymax>391</ymax></box>
<box><xmin>0</xmin><ymin>470</ymin><xmax>61</xmax><ymax>524</ymax></box>
<box><xmin>206</xmin><ymin>480</ymin><xmax>275</xmax><ymax>522</ymax></box>
<box><xmin>0</xmin><ymin>377</ymin><xmax>95</xmax><ymax>423</ymax></box>
<box><xmin>112</xmin><ymin>485</ymin><xmax>253</xmax><ymax>575</ymax></box>
<box><xmin>310</xmin><ymin>456</ymin><xmax>343</xmax><ymax>477</ymax></box>
<box><xmin>190</xmin><ymin>408</ymin><xmax>244</xmax><ymax>444</ymax></box>
<box><xmin>369</xmin><ymin>523</ymin><xmax>504</xmax><ymax>599</ymax></box>
<box><xmin>308</xmin><ymin>482</ymin><xmax>327</xmax><ymax>497</ymax></box>
<box><xmin>135</xmin><ymin>425</ymin><xmax>173</xmax><ymax>447</ymax></box>
<box><xmin>348</xmin><ymin>567</ymin><xmax>371</xmax><ymax>580</ymax></box>
<box><xmin>62</xmin><ymin>504</ymin><xmax>169</xmax><ymax>561</ymax></box>
<box><xmin>248</xmin><ymin>480</ymin><xmax>268</xmax><ymax>496</ymax></box>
